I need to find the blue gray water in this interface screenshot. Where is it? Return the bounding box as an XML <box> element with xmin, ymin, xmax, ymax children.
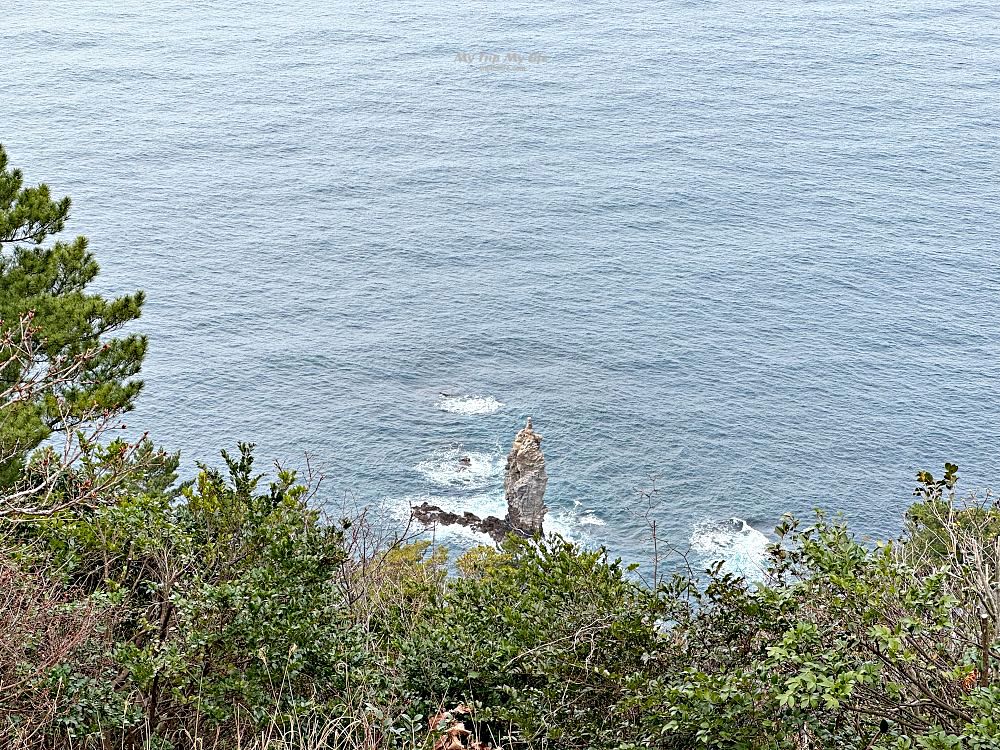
<box><xmin>4</xmin><ymin>0</ymin><xmax>1000</xmax><ymax>571</ymax></box>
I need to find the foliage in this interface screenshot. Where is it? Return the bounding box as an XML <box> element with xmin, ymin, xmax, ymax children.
<box><xmin>6</xmin><ymin>450</ymin><xmax>1000</xmax><ymax>750</ymax></box>
<box><xmin>10</xmin><ymin>443</ymin><xmax>372</xmax><ymax>748</ymax></box>
<box><xmin>398</xmin><ymin>536</ymin><xmax>668</xmax><ymax>748</ymax></box>
<box><xmin>0</xmin><ymin>143</ymin><xmax>145</xmax><ymax>487</ymax></box>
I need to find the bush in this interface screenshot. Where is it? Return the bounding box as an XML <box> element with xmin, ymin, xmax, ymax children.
<box><xmin>397</xmin><ymin>536</ymin><xmax>668</xmax><ymax>748</ymax></box>
<box><xmin>3</xmin><ymin>444</ymin><xmax>380</xmax><ymax>749</ymax></box>
<box><xmin>4</xmin><ymin>456</ymin><xmax>1000</xmax><ymax>750</ymax></box>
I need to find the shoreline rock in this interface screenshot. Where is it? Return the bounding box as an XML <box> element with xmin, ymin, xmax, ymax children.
<box><xmin>503</xmin><ymin>417</ymin><xmax>548</xmax><ymax>535</ymax></box>
<box><xmin>411</xmin><ymin>416</ymin><xmax>548</xmax><ymax>542</ymax></box>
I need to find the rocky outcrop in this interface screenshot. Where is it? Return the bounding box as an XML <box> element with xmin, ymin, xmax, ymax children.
<box><xmin>410</xmin><ymin>417</ymin><xmax>548</xmax><ymax>542</ymax></box>
<box><xmin>504</xmin><ymin>417</ymin><xmax>547</xmax><ymax>535</ymax></box>
<box><xmin>410</xmin><ymin>501</ymin><xmax>517</xmax><ymax>542</ymax></box>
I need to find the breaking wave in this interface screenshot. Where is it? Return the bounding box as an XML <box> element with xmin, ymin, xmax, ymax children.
<box><xmin>435</xmin><ymin>393</ymin><xmax>505</xmax><ymax>416</ymax></box>
<box><xmin>414</xmin><ymin>447</ymin><xmax>503</xmax><ymax>490</ymax></box>
<box><xmin>690</xmin><ymin>517</ymin><xmax>770</xmax><ymax>578</ymax></box>
<box><xmin>577</xmin><ymin>512</ymin><xmax>607</xmax><ymax>527</ymax></box>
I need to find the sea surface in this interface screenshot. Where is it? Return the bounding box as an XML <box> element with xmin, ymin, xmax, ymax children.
<box><xmin>4</xmin><ymin>0</ymin><xmax>1000</xmax><ymax>574</ymax></box>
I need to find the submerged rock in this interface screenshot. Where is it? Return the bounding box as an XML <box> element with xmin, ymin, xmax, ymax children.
<box><xmin>504</xmin><ymin>417</ymin><xmax>548</xmax><ymax>535</ymax></box>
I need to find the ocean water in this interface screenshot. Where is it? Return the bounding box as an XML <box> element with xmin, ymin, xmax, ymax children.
<box><xmin>4</xmin><ymin>0</ymin><xmax>1000</xmax><ymax>573</ymax></box>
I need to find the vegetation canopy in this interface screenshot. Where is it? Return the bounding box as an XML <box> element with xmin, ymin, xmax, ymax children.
<box><xmin>0</xmin><ymin>143</ymin><xmax>145</xmax><ymax>492</ymax></box>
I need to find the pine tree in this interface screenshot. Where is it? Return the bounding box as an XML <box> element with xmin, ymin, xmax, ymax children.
<box><xmin>0</xmin><ymin>144</ymin><xmax>146</xmax><ymax>485</ymax></box>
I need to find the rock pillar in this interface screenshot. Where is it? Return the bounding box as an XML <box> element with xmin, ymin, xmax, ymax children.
<box><xmin>504</xmin><ymin>417</ymin><xmax>547</xmax><ymax>535</ymax></box>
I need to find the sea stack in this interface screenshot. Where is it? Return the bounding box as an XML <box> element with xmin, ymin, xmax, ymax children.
<box><xmin>504</xmin><ymin>417</ymin><xmax>548</xmax><ymax>535</ymax></box>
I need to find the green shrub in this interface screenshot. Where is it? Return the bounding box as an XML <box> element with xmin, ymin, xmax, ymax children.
<box><xmin>397</xmin><ymin>536</ymin><xmax>668</xmax><ymax>748</ymax></box>
<box><xmin>5</xmin><ymin>455</ymin><xmax>1000</xmax><ymax>750</ymax></box>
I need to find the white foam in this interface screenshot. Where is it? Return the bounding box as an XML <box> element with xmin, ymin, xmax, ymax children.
<box><xmin>435</xmin><ymin>393</ymin><xmax>505</xmax><ymax>416</ymax></box>
<box><xmin>544</xmin><ymin>507</ymin><xmax>588</xmax><ymax>543</ymax></box>
<box><xmin>414</xmin><ymin>447</ymin><xmax>502</xmax><ymax>490</ymax></box>
<box><xmin>690</xmin><ymin>517</ymin><xmax>770</xmax><ymax>579</ymax></box>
